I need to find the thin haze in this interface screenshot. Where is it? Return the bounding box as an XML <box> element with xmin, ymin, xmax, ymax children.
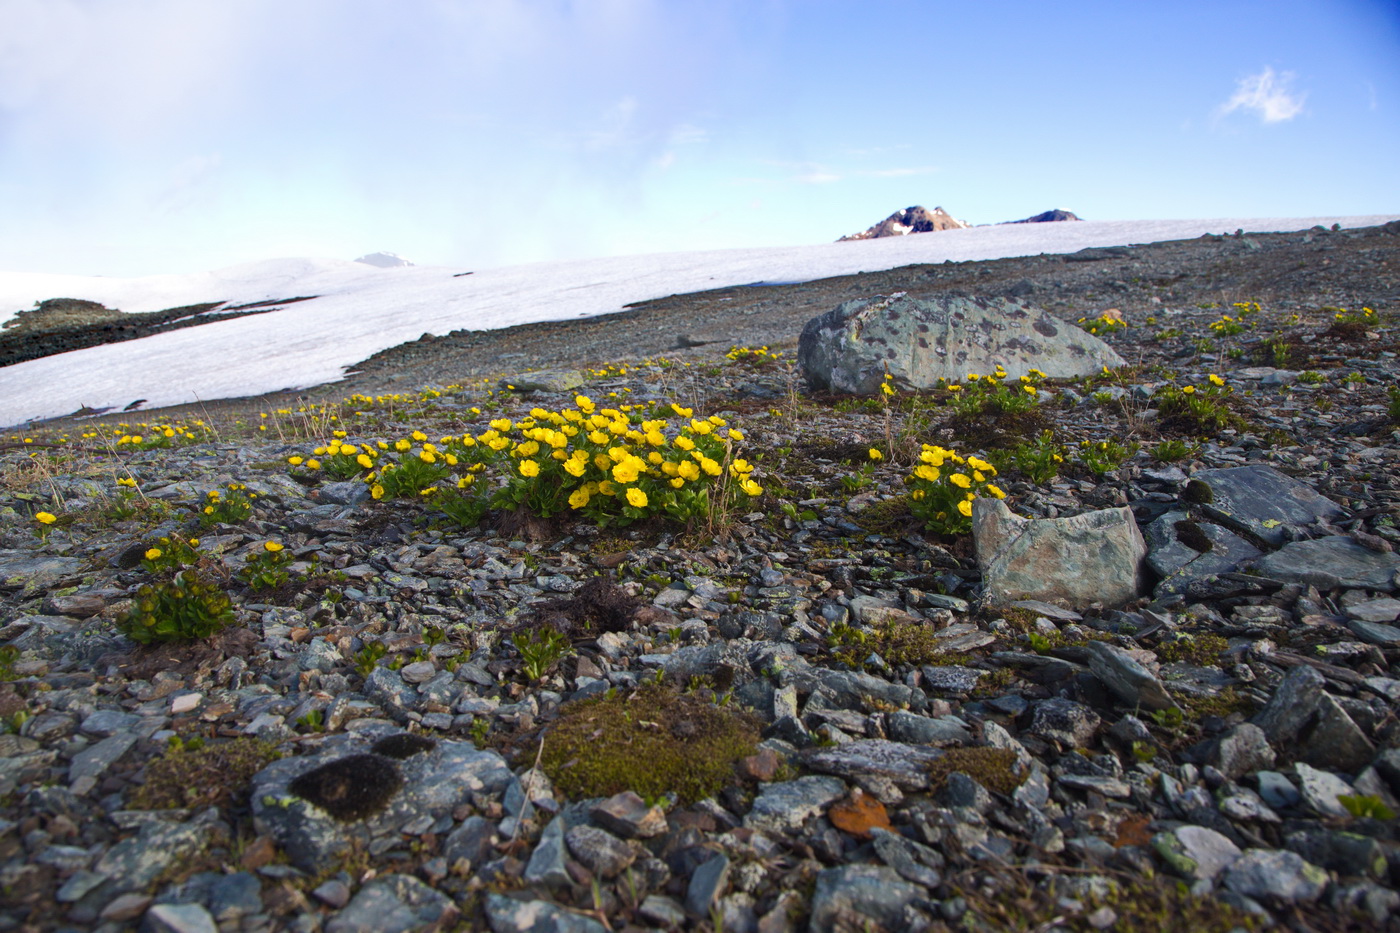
<box><xmin>1</xmin><ymin>0</ymin><xmax>1398</xmax><ymax>277</ymax></box>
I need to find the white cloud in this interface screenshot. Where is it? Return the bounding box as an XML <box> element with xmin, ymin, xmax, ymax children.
<box><xmin>859</xmin><ymin>166</ymin><xmax>940</xmax><ymax>178</ymax></box>
<box><xmin>1219</xmin><ymin>67</ymin><xmax>1306</xmax><ymax>123</ymax></box>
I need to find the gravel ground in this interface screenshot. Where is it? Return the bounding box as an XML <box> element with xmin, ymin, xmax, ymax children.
<box><xmin>0</xmin><ymin>219</ymin><xmax>1398</xmax><ymax>933</ymax></box>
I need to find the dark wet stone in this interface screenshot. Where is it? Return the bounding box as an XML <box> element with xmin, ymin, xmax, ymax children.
<box><xmin>1192</xmin><ymin>465</ymin><xmax>1344</xmax><ymax>547</ymax></box>
<box><xmin>484</xmin><ymin>893</ymin><xmax>606</xmax><ymax>933</ymax></box>
<box><xmin>325</xmin><ymin>874</ymin><xmax>458</xmax><ymax>933</ymax></box>
<box><xmin>1254</xmin><ymin>536</ymin><xmax>1400</xmax><ymax>592</ymax></box>
<box><xmin>1252</xmin><ymin>665</ymin><xmax>1375</xmax><ymax>772</ymax></box>
<box><xmin>808</xmin><ymin>863</ymin><xmax>926</xmax><ymax>932</ymax></box>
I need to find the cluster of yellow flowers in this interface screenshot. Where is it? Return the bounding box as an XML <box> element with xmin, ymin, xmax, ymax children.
<box><xmin>905</xmin><ymin>444</ymin><xmax>1005</xmax><ymax>534</ymax></box>
<box><xmin>285</xmin><ymin>395</ymin><xmax>761</xmax><ymax>527</ymax></box>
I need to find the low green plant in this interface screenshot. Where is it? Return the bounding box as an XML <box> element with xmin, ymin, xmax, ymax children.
<box><xmin>1154</xmin><ymin>327</ymin><xmax>1183</xmax><ymax>340</ymax></box>
<box><xmin>306</xmin><ymin>438</ymin><xmax>378</xmax><ymax>481</ymax></box>
<box><xmin>906</xmin><ymin>444</ymin><xmax>1006</xmax><ymax>535</ymax></box>
<box><xmin>354</xmin><ymin>641</ymin><xmax>387</xmax><ymax>676</ymax></box>
<box><xmin>1296</xmin><ymin>370</ymin><xmax>1326</xmax><ymax>386</ymax></box>
<box><xmin>945</xmin><ymin>368</ymin><xmax>1045</xmax><ymax>419</ymax></box>
<box><xmin>139</xmin><ymin>535</ymin><xmax>202</xmax><ymax>575</ymax></box>
<box><xmin>926</xmin><ymin>746</ymin><xmax>1027</xmax><ymax>796</ymax></box>
<box><xmin>296</xmin><ymin>710</ymin><xmax>325</xmax><ymax>733</ymax></box>
<box><xmin>1151</xmin><ymin>439</ymin><xmax>1200</xmax><ymax>463</ymax></box>
<box><xmin>1338</xmin><ymin>794</ymin><xmax>1396</xmax><ymax>820</ymax></box>
<box><xmin>197</xmin><ymin>483</ymin><xmax>254</xmax><ymax>527</ymax></box>
<box><xmin>1155</xmin><ymin>377</ymin><xmax>1238</xmax><ymax>436</ymax></box>
<box><xmin>118</xmin><ymin>572</ymin><xmax>235</xmax><ymax>644</ymax></box>
<box><xmin>1389</xmin><ymin>385</ymin><xmax>1400</xmax><ymax>422</ymax></box>
<box><xmin>129</xmin><ymin>736</ymin><xmax>280</xmax><ymax>810</ymax></box>
<box><xmin>1077</xmin><ymin>438</ymin><xmax>1139</xmax><ymax>477</ymax></box>
<box><xmin>724</xmin><ymin>345</ymin><xmax>785</xmax><ymax>369</ymax></box>
<box><xmin>514</xmin><ymin>628</ymin><xmax>571</xmax><ymax>681</ymax></box>
<box><xmin>1076</xmin><ymin>310</ymin><xmax>1126</xmax><ymax>336</ymax></box>
<box><xmin>995</xmin><ymin>429</ymin><xmax>1065</xmax><ymax>484</ymax></box>
<box><xmin>239</xmin><ymin>540</ymin><xmax>291</xmax><ymax>592</ymax></box>
<box><xmin>1155</xmin><ymin>633</ymin><xmax>1229</xmax><ymax>666</ymax></box>
<box><xmin>0</xmin><ymin>645</ymin><xmax>19</xmax><ymax>681</ymax></box>
<box><xmin>1208</xmin><ymin>315</ymin><xmax>1246</xmax><ymax>337</ymax></box>
<box><xmin>1344</xmin><ymin>371</ymin><xmax>1367</xmax><ymax>386</ymax></box>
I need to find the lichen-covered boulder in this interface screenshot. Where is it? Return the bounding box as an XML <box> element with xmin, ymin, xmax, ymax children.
<box><xmin>797</xmin><ymin>294</ymin><xmax>1124</xmax><ymax>394</ymax></box>
<box><xmin>972</xmin><ymin>499</ymin><xmax>1147</xmax><ymax>609</ymax></box>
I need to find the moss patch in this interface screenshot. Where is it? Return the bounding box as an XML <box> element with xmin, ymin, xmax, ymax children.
<box><xmin>130</xmin><ymin>737</ymin><xmax>280</xmax><ymax>811</ymax></box>
<box><xmin>288</xmin><ymin>753</ymin><xmax>403</xmax><ymax>821</ymax></box>
<box><xmin>370</xmin><ymin>733</ymin><xmax>437</xmax><ymax>759</ymax></box>
<box><xmin>535</xmin><ymin>684</ymin><xmax>760</xmax><ymax>804</ymax></box>
<box><xmin>927</xmin><ymin>746</ymin><xmax>1026</xmax><ymax>796</ymax></box>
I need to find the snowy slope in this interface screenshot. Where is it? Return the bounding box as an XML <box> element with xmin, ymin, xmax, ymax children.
<box><xmin>1</xmin><ymin>215</ymin><xmax>1394</xmax><ymax>427</ymax></box>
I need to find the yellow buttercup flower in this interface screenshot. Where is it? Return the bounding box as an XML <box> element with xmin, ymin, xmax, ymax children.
<box><xmin>957</xmin><ymin>500</ymin><xmax>973</xmax><ymax>517</ymax></box>
<box><xmin>569</xmin><ymin>487</ymin><xmax>591</xmax><ymax>509</ymax></box>
<box><xmin>371</xmin><ymin>484</ymin><xmax>385</xmax><ymax>500</ymax></box>
<box><xmin>357</xmin><ymin>454</ymin><xmax>373</xmax><ymax>469</ymax></box>
<box><xmin>264</xmin><ymin>541</ymin><xmax>284</xmax><ymax>552</ymax></box>
<box><xmin>950</xmin><ymin>473</ymin><xmax>971</xmax><ymax>489</ymax></box>
<box><xmin>145</xmin><ymin>548</ymin><xmax>162</xmax><ymax>560</ymax></box>
<box><xmin>519</xmin><ymin>459</ymin><xmax>541</xmax><ymax>478</ymax></box>
<box><xmin>626</xmin><ymin>488</ymin><xmax>648</xmax><ymax>508</ymax></box>
<box><xmin>868</xmin><ymin>448</ymin><xmax>883</xmax><ymax>461</ymax></box>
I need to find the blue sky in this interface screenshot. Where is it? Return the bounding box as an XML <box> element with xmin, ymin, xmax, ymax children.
<box><xmin>1</xmin><ymin>0</ymin><xmax>1397</xmax><ymax>276</ymax></box>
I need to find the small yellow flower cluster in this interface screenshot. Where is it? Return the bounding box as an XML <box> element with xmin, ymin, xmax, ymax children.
<box><xmin>1077</xmin><ymin>309</ymin><xmax>1127</xmax><ymax>336</ymax></box>
<box><xmin>905</xmin><ymin>445</ymin><xmax>1005</xmax><ymax>535</ymax></box>
<box><xmin>725</xmin><ymin>345</ymin><xmax>785</xmax><ymax>368</ymax></box>
<box><xmin>360</xmin><ymin>395</ymin><xmax>760</xmax><ymax>527</ymax></box>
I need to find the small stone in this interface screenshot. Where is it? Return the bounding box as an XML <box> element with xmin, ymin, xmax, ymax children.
<box><xmin>312</xmin><ymin>878</ymin><xmax>352</xmax><ymax>909</ymax></box>
<box><xmin>886</xmin><ymin>710</ymin><xmax>973</xmax><ymax>747</ymax></box>
<box><xmin>564</xmin><ymin>825</ymin><xmax>635</xmax><ymax>879</ymax></box>
<box><xmin>1254</xmin><ymin>536</ymin><xmax>1400</xmax><ymax>592</ymax></box>
<box><xmin>1222</xmin><ymin>848</ymin><xmax>1328</xmax><ymax>903</ymax></box>
<box><xmin>1152</xmin><ymin>825</ymin><xmax>1242</xmax><ymax>881</ymax></box>
<box><xmin>1056</xmin><ymin>773</ymin><xmax>1131</xmax><ymax>798</ymax></box>
<box><xmin>686</xmin><ymin>853</ymin><xmax>731</xmax><ymax>916</ymax></box>
<box><xmin>1084</xmin><ymin>640</ymin><xmax>1173</xmax><ymax>711</ymax></box>
<box><xmin>743</xmin><ymin>776</ymin><xmax>846</xmax><ymax>833</ymax></box>
<box><xmin>146</xmin><ymin>903</ymin><xmax>219</xmax><ymax>933</ymax></box>
<box><xmin>170</xmin><ymin>693</ymin><xmax>201</xmax><ymax>714</ymax></box>
<box><xmin>1213</xmin><ymin>723</ymin><xmax>1276</xmax><ymax>780</ymax></box>
<box><xmin>1346</xmin><ymin>597</ymin><xmax>1400</xmax><ymax>623</ymax></box>
<box><xmin>1346</xmin><ymin>618</ymin><xmax>1400</xmax><ymax>647</ymax></box>
<box><xmin>326</xmin><ymin>874</ymin><xmax>458</xmax><ymax>933</ymax></box>
<box><xmin>870</xmin><ymin>827</ymin><xmax>943</xmax><ymax>887</ymax></box>
<box><xmin>99</xmin><ymin>893</ymin><xmax>153</xmax><ymax>922</ymax></box>
<box><xmin>1028</xmin><ymin>698</ymin><xmax>1101</xmax><ymax>748</ymax></box>
<box><xmin>590</xmin><ymin>790</ymin><xmax>668</xmax><ymax>839</ymax></box>
<box><xmin>638</xmin><ymin>894</ymin><xmax>687</xmax><ymax>928</ymax></box>
<box><xmin>808</xmin><ymin>864</ymin><xmax>925</xmax><ymax>933</ymax></box>
<box><xmin>802</xmin><ymin>739</ymin><xmax>945</xmax><ymax>790</ymax></box>
<box><xmin>1294</xmin><ymin>762</ymin><xmax>1355</xmax><ymax>818</ymax></box>
<box><xmin>523</xmin><ymin>817</ymin><xmax>570</xmax><ymax>888</ymax></box>
<box><xmin>398</xmin><ymin>660</ymin><xmax>437</xmax><ymax>684</ymax></box>
<box><xmin>1252</xmin><ymin>665</ymin><xmax>1374</xmax><ymax>773</ymax></box>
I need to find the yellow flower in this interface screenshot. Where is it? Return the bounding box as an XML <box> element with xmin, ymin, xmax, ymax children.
<box><xmin>395</xmin><ymin>438</ymin><xmax>411</xmax><ymax>451</ymax></box>
<box><xmin>700</xmin><ymin>457</ymin><xmax>722</xmax><ymax>477</ymax></box>
<box><xmin>306</xmin><ymin>459</ymin><xmax>321</xmax><ymax>470</ymax></box>
<box><xmin>117</xmin><ymin>477</ymin><xmax>137</xmax><ymax>487</ymax></box>
<box><xmin>145</xmin><ymin>548</ymin><xmax>162</xmax><ymax>560</ymax></box>
<box><xmin>419</xmin><ymin>451</ymin><xmax>437</xmax><ymax>464</ymax></box>
<box><xmin>1023</xmin><ymin>385</ymin><xmax>1037</xmax><ymax>395</ymax></box>
<box><xmin>515</xmin><ymin>440</ymin><xmax>540</xmax><ymax>458</ymax></box>
<box><xmin>1182</xmin><ymin>385</ymin><xmax>1196</xmax><ymax>395</ymax></box>
<box><xmin>204</xmin><ymin>505</ymin><xmax>215</xmax><ymax>515</ymax></box>
<box><xmin>914</xmin><ymin>465</ymin><xmax>940</xmax><ymax>482</ymax></box>
<box><xmin>371</xmin><ymin>484</ymin><xmax>385</xmax><ymax>500</ymax></box>
<box><xmin>564</xmin><ymin>458</ymin><xmax>587</xmax><ymax>477</ymax></box>
<box><xmin>868</xmin><ymin>448</ymin><xmax>883</xmax><ymax>461</ymax></box>
<box><xmin>950</xmin><ymin>473</ymin><xmax>971</xmax><ymax>488</ymax></box>
<box><xmin>357</xmin><ymin>454</ymin><xmax>374</xmax><ymax>469</ymax></box>
<box><xmin>1208</xmin><ymin>374</ymin><xmax>1226</xmax><ymax>386</ymax></box>
<box><xmin>188</xmin><ymin>539</ymin><xmax>199</xmax><ymax>547</ymax></box>
<box><xmin>728</xmin><ymin>429</ymin><xmax>744</xmax><ymax>441</ymax></box>
<box><xmin>589</xmin><ymin>430</ymin><xmax>610</xmax><ymax>445</ymax></box>
<box><xmin>575</xmin><ymin>395</ymin><xmax>596</xmax><ymax>414</ymax></box>
<box><xmin>741</xmin><ymin>478</ymin><xmax>763</xmax><ymax>496</ymax></box>
<box><xmin>412</xmin><ymin>430</ymin><xmax>428</xmax><ymax>441</ymax></box>
<box><xmin>957</xmin><ymin>500</ymin><xmax>973</xmax><ymax>517</ymax></box>
<box><xmin>519</xmin><ymin>459</ymin><xmax>541</xmax><ymax>477</ymax></box>
<box><xmin>986</xmin><ymin>484</ymin><xmax>1006</xmax><ymax>499</ymax></box>
<box><xmin>264</xmin><ymin>540</ymin><xmax>284</xmax><ymax>552</ymax></box>
<box><xmin>671</xmin><ymin>403</ymin><xmax>693</xmax><ymax>418</ymax></box>
<box><xmin>881</xmin><ymin>382</ymin><xmax>895</xmax><ymax>397</ymax></box>
<box><xmin>569</xmin><ymin>487</ymin><xmax>591</xmax><ymax>509</ymax></box>
<box><xmin>626</xmin><ymin>488</ymin><xmax>649</xmax><ymax>508</ymax></box>
<box><xmin>490</xmin><ymin>418</ymin><xmax>513</xmax><ymax>432</ymax></box>
<box><xmin>674</xmin><ymin>436</ymin><xmax>695</xmax><ymax>451</ymax></box>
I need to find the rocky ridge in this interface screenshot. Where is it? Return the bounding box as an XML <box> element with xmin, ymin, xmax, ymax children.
<box><xmin>0</xmin><ymin>221</ymin><xmax>1399</xmax><ymax>932</ymax></box>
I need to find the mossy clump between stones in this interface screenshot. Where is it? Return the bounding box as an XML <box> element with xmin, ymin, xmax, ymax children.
<box><xmin>1155</xmin><ymin>633</ymin><xmax>1230</xmax><ymax>666</ymax></box>
<box><xmin>130</xmin><ymin>736</ymin><xmax>280</xmax><ymax>811</ymax></box>
<box><xmin>536</xmin><ymin>684</ymin><xmax>760</xmax><ymax>804</ymax></box>
<box><xmin>288</xmin><ymin>753</ymin><xmax>404</xmax><ymax>822</ymax></box>
<box><xmin>1182</xmin><ymin>478</ymin><xmax>1214</xmax><ymax>505</ymax></box>
<box><xmin>370</xmin><ymin>733</ymin><xmax>437</xmax><ymax>759</ymax></box>
<box><xmin>927</xmin><ymin>746</ymin><xmax>1026</xmax><ymax>797</ymax></box>
<box><xmin>1173</xmin><ymin>519</ymin><xmax>1214</xmax><ymax>553</ymax></box>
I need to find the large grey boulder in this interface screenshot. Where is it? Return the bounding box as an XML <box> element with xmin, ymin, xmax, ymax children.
<box><xmin>972</xmin><ymin>500</ymin><xmax>1146</xmax><ymax>609</ymax></box>
<box><xmin>797</xmin><ymin>294</ymin><xmax>1124</xmax><ymax>394</ymax></box>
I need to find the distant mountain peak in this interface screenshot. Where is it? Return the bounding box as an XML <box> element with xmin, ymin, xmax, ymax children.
<box><xmin>354</xmin><ymin>251</ymin><xmax>415</xmax><ymax>268</ymax></box>
<box><xmin>838</xmin><ymin>205</ymin><xmax>970</xmax><ymax>242</ymax></box>
<box><xmin>1005</xmin><ymin>209</ymin><xmax>1082</xmax><ymax>224</ymax></box>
